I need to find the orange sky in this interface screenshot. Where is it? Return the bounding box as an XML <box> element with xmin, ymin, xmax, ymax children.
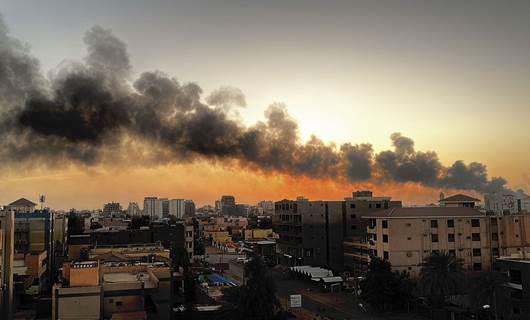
<box><xmin>0</xmin><ymin>162</ymin><xmax>492</xmax><ymax>210</ymax></box>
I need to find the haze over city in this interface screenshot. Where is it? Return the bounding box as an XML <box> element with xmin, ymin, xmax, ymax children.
<box><xmin>0</xmin><ymin>0</ymin><xmax>529</xmax><ymax>209</ymax></box>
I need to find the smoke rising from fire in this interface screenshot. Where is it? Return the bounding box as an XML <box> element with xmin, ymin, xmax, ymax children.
<box><xmin>0</xmin><ymin>17</ymin><xmax>515</xmax><ymax>194</ymax></box>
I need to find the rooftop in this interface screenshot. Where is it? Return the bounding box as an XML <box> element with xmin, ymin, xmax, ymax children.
<box><xmin>439</xmin><ymin>194</ymin><xmax>480</xmax><ymax>203</ymax></box>
<box><xmin>362</xmin><ymin>206</ymin><xmax>483</xmax><ymax>218</ymax></box>
<box><xmin>9</xmin><ymin>198</ymin><xmax>37</xmax><ymax>207</ymax></box>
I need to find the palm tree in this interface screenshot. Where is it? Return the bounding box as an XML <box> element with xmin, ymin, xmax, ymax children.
<box><xmin>419</xmin><ymin>251</ymin><xmax>465</xmax><ymax>309</ymax></box>
<box><xmin>469</xmin><ymin>271</ymin><xmax>507</xmax><ymax>319</ymax></box>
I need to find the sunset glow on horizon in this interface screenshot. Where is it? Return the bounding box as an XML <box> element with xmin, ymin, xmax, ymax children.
<box><xmin>0</xmin><ymin>0</ymin><xmax>529</xmax><ymax>209</ymax></box>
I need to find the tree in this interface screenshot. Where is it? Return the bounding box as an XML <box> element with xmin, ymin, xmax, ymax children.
<box><xmin>359</xmin><ymin>257</ymin><xmax>414</xmax><ymax>311</ymax></box>
<box><xmin>168</xmin><ymin>214</ymin><xmax>178</xmax><ymax>225</ymax></box>
<box><xmin>223</xmin><ymin>253</ymin><xmax>281</xmax><ymax>319</ymax></box>
<box><xmin>130</xmin><ymin>215</ymin><xmax>150</xmax><ymax>229</ymax></box>
<box><xmin>67</xmin><ymin>212</ymin><xmax>84</xmax><ymax>236</ymax></box>
<box><xmin>468</xmin><ymin>271</ymin><xmax>507</xmax><ymax>318</ymax></box>
<box><xmin>419</xmin><ymin>251</ymin><xmax>465</xmax><ymax>309</ymax></box>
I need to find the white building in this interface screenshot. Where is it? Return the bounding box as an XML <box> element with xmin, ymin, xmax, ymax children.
<box><xmin>159</xmin><ymin>198</ymin><xmax>169</xmax><ymax>218</ymax></box>
<box><xmin>127</xmin><ymin>202</ymin><xmax>141</xmax><ymax>216</ymax></box>
<box><xmin>169</xmin><ymin>199</ymin><xmax>186</xmax><ymax>219</ymax></box>
<box><xmin>143</xmin><ymin>197</ymin><xmax>159</xmax><ymax>220</ymax></box>
<box><xmin>485</xmin><ymin>191</ymin><xmax>530</xmax><ymax>215</ymax></box>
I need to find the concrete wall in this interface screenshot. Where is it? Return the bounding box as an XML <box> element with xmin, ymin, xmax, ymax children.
<box><xmin>367</xmin><ymin>215</ymin><xmax>491</xmax><ymax>278</ymax></box>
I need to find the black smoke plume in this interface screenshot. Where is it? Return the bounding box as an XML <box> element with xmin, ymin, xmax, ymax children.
<box><xmin>0</xmin><ymin>17</ymin><xmax>517</xmax><ymax>194</ymax></box>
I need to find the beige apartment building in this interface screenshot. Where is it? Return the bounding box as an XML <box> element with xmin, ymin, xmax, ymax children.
<box><xmin>359</xmin><ymin>207</ymin><xmax>493</xmax><ymax>278</ymax></box>
<box><xmin>53</xmin><ymin>259</ymin><xmax>174</xmax><ymax>320</ymax></box>
<box><xmin>493</xmin><ymin>214</ymin><xmax>530</xmax><ymax>258</ymax></box>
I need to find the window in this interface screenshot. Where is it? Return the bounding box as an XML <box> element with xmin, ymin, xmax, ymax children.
<box><xmin>368</xmin><ymin>219</ymin><xmax>376</xmax><ymax>228</ymax></box>
<box><xmin>492</xmin><ymin>248</ymin><xmax>499</xmax><ymax>256</ymax></box>
<box><xmin>376</xmin><ymin>203</ymin><xmax>381</xmax><ymax>208</ymax></box>
<box><xmin>382</xmin><ymin>220</ymin><xmax>388</xmax><ymax>229</ymax></box>
<box><xmin>305</xmin><ymin>248</ymin><xmax>313</xmax><ymax>257</ymax></box>
<box><xmin>473</xmin><ymin>263</ymin><xmax>482</xmax><ymax>271</ymax></box>
<box><xmin>513</xmin><ymin>307</ymin><xmax>521</xmax><ymax>315</ymax></box>
<box><xmin>431</xmin><ymin>234</ymin><xmax>439</xmax><ymax>242</ymax></box>
<box><xmin>448</xmin><ymin>233</ymin><xmax>455</xmax><ymax>242</ymax></box>
<box><xmin>383</xmin><ymin>234</ymin><xmax>389</xmax><ymax>243</ymax></box>
<box><xmin>510</xmin><ymin>290</ymin><xmax>522</xmax><ymax>299</ymax></box>
<box><xmin>368</xmin><ymin>204</ymin><xmax>372</xmax><ymax>208</ymax></box>
<box><xmin>449</xmin><ymin>249</ymin><xmax>456</xmax><ymax>256</ymax></box>
<box><xmin>350</xmin><ymin>214</ymin><xmax>356</xmax><ymax>219</ymax></box>
<box><xmin>447</xmin><ymin>219</ymin><xmax>454</xmax><ymax>228</ymax></box>
<box><xmin>351</xmin><ymin>225</ymin><xmax>357</xmax><ymax>230</ymax></box>
<box><xmin>492</xmin><ymin>233</ymin><xmax>498</xmax><ymax>241</ymax></box>
<box><xmin>116</xmin><ymin>301</ymin><xmax>123</xmax><ymax>307</ymax></box>
<box><xmin>472</xmin><ymin>248</ymin><xmax>481</xmax><ymax>256</ymax></box>
<box><xmin>350</xmin><ymin>203</ymin><xmax>356</xmax><ymax>209</ymax></box>
<box><xmin>431</xmin><ymin>220</ymin><xmax>438</xmax><ymax>228</ymax></box>
<box><xmin>383</xmin><ymin>251</ymin><xmax>389</xmax><ymax>260</ymax></box>
<box><xmin>509</xmin><ymin>269</ymin><xmax>522</xmax><ymax>284</ymax></box>
<box><xmin>407</xmin><ymin>237</ymin><xmax>412</xmax><ymax>240</ymax></box>
<box><xmin>471</xmin><ymin>219</ymin><xmax>480</xmax><ymax>227</ymax></box>
<box><xmin>472</xmin><ymin>233</ymin><xmax>481</xmax><ymax>241</ymax></box>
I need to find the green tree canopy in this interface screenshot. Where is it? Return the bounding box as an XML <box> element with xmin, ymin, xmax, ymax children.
<box><xmin>360</xmin><ymin>257</ymin><xmax>414</xmax><ymax>311</ymax></box>
<box><xmin>67</xmin><ymin>212</ymin><xmax>84</xmax><ymax>236</ymax></box>
<box><xmin>223</xmin><ymin>253</ymin><xmax>281</xmax><ymax>320</ymax></box>
<box><xmin>419</xmin><ymin>251</ymin><xmax>465</xmax><ymax>308</ymax></box>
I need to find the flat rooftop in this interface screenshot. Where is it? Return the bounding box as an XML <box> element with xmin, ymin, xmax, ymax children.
<box><xmin>104</xmin><ymin>272</ymin><xmax>157</xmax><ymax>288</ymax></box>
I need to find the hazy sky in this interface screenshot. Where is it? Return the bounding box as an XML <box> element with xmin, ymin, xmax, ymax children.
<box><xmin>0</xmin><ymin>0</ymin><xmax>529</xmax><ymax>209</ymax></box>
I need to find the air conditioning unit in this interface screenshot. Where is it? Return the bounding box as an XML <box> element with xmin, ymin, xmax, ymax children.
<box><xmin>406</xmin><ymin>252</ymin><xmax>413</xmax><ymax>257</ymax></box>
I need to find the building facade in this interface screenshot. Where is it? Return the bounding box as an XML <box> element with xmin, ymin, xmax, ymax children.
<box><xmin>274</xmin><ymin>198</ymin><xmax>345</xmax><ymax>271</ymax></box>
<box><xmin>0</xmin><ymin>210</ymin><xmax>15</xmax><ymax>320</ymax></box>
<box><xmin>169</xmin><ymin>199</ymin><xmax>185</xmax><ymax>219</ymax></box>
<box><xmin>360</xmin><ymin>207</ymin><xmax>493</xmax><ymax>278</ymax></box>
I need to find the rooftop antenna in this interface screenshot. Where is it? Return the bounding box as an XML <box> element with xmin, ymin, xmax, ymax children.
<box><xmin>39</xmin><ymin>194</ymin><xmax>46</xmax><ymax>210</ymax></box>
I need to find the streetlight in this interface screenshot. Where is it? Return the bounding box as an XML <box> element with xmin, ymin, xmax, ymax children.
<box><xmin>482</xmin><ymin>305</ymin><xmax>491</xmax><ymax>320</ymax></box>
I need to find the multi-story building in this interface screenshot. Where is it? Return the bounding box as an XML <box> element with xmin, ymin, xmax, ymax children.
<box><xmin>169</xmin><ymin>199</ymin><xmax>186</xmax><ymax>219</ymax></box>
<box><xmin>220</xmin><ymin>195</ymin><xmax>237</xmax><ymax>216</ymax></box>
<box><xmin>0</xmin><ymin>210</ymin><xmax>15</xmax><ymax>320</ymax></box>
<box><xmin>343</xmin><ymin>190</ymin><xmax>402</xmax><ymax>240</ymax></box>
<box><xmin>257</xmin><ymin>200</ymin><xmax>275</xmax><ymax>215</ymax></box>
<box><xmin>493</xmin><ymin>214</ymin><xmax>530</xmax><ymax>259</ymax></box>
<box><xmin>360</xmin><ymin>206</ymin><xmax>492</xmax><ymax>278</ymax></box>
<box><xmin>439</xmin><ymin>194</ymin><xmax>481</xmax><ymax>208</ymax></box>
<box><xmin>485</xmin><ymin>192</ymin><xmax>529</xmax><ymax>215</ymax></box>
<box><xmin>126</xmin><ymin>202</ymin><xmax>141</xmax><ymax>216</ymax></box>
<box><xmin>6</xmin><ymin>198</ymin><xmax>36</xmax><ymax>214</ymax></box>
<box><xmin>143</xmin><ymin>197</ymin><xmax>158</xmax><ymax>220</ymax></box>
<box><xmin>159</xmin><ymin>198</ymin><xmax>169</xmax><ymax>218</ymax></box>
<box><xmin>52</xmin><ymin>258</ymin><xmax>176</xmax><ymax>320</ymax></box>
<box><xmin>274</xmin><ymin>198</ymin><xmax>345</xmax><ymax>271</ymax></box>
<box><xmin>14</xmin><ymin>210</ymin><xmax>59</xmax><ymax>291</ymax></box>
<box><xmin>185</xmin><ymin>224</ymin><xmax>194</xmax><ymax>259</ymax></box>
<box><xmin>184</xmin><ymin>200</ymin><xmax>195</xmax><ymax>217</ymax></box>
<box><xmin>102</xmin><ymin>202</ymin><xmax>122</xmax><ymax>217</ymax></box>
<box><xmin>495</xmin><ymin>257</ymin><xmax>530</xmax><ymax>319</ymax></box>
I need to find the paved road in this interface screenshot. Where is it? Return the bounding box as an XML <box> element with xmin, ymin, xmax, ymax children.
<box><xmin>203</xmin><ymin>248</ymin><xmax>424</xmax><ymax>320</ymax></box>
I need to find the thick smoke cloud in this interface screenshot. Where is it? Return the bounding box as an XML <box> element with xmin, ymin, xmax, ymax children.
<box><xmin>0</xmin><ymin>17</ymin><xmax>519</xmax><ymax>194</ymax></box>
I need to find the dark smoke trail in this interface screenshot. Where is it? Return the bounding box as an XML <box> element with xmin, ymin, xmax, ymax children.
<box><xmin>0</xmin><ymin>16</ymin><xmax>519</xmax><ymax>195</ymax></box>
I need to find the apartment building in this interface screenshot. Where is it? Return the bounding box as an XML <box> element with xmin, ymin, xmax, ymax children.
<box><xmin>274</xmin><ymin>198</ymin><xmax>345</xmax><ymax>271</ymax></box>
<box><xmin>0</xmin><ymin>210</ymin><xmax>15</xmax><ymax>320</ymax></box>
<box><xmin>493</xmin><ymin>214</ymin><xmax>530</xmax><ymax>259</ymax></box>
<box><xmin>360</xmin><ymin>207</ymin><xmax>492</xmax><ymax>278</ymax></box>
<box><xmin>495</xmin><ymin>257</ymin><xmax>530</xmax><ymax>319</ymax></box>
<box><xmin>185</xmin><ymin>224</ymin><xmax>194</xmax><ymax>259</ymax></box>
<box><xmin>54</xmin><ymin>242</ymin><xmax>179</xmax><ymax>320</ymax></box>
<box><xmin>344</xmin><ymin>190</ymin><xmax>402</xmax><ymax>241</ymax></box>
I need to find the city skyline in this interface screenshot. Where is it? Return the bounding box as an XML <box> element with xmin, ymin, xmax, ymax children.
<box><xmin>0</xmin><ymin>0</ymin><xmax>529</xmax><ymax>209</ymax></box>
